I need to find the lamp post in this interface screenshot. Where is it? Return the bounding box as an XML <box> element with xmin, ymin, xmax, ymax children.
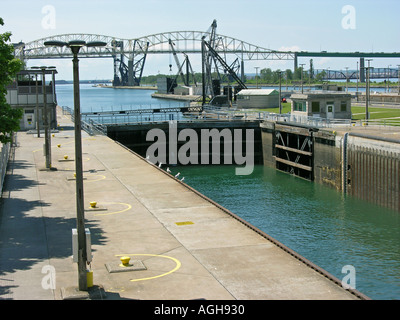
<box><xmin>397</xmin><ymin>65</ymin><xmax>400</xmax><ymax>95</ymax></box>
<box><xmin>35</xmin><ymin>73</ymin><xmax>40</xmax><ymax>138</ymax></box>
<box><xmin>254</xmin><ymin>67</ymin><xmax>259</xmax><ymax>89</ymax></box>
<box><xmin>300</xmin><ymin>63</ymin><xmax>305</xmax><ymax>94</ymax></box>
<box><xmin>31</xmin><ymin>66</ymin><xmax>56</xmax><ymax>169</ymax></box>
<box><xmin>44</xmin><ymin>40</ymin><xmax>106</xmax><ymax>292</ymax></box>
<box><xmin>365</xmin><ymin>59</ymin><xmax>373</xmax><ymax>122</ymax></box>
<box><xmin>278</xmin><ymin>71</ymin><xmax>283</xmax><ymax>114</ymax></box>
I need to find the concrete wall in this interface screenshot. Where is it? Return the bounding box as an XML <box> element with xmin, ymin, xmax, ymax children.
<box><xmin>261</xmin><ymin>120</ymin><xmax>400</xmax><ymax>212</ymax></box>
<box><xmin>346</xmin><ymin>134</ymin><xmax>400</xmax><ymax>212</ymax></box>
<box><xmin>313</xmin><ymin>131</ymin><xmax>342</xmax><ymax>190</ymax></box>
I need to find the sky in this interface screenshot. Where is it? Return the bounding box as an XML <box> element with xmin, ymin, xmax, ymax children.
<box><xmin>1</xmin><ymin>0</ymin><xmax>399</xmax><ymax>80</ymax></box>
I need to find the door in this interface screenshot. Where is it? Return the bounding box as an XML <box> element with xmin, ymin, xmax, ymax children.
<box><xmin>24</xmin><ymin>111</ymin><xmax>35</xmax><ymax>130</ymax></box>
<box><xmin>326</xmin><ymin>104</ymin><xmax>334</xmax><ymax>119</ymax></box>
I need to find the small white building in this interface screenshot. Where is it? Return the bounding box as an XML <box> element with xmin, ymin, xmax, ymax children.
<box><xmin>290</xmin><ymin>92</ymin><xmax>352</xmax><ymax>119</ymax></box>
<box><xmin>236</xmin><ymin>89</ymin><xmax>279</xmax><ymax>109</ymax></box>
<box><xmin>6</xmin><ymin>70</ymin><xmax>58</xmax><ymax>131</ymax></box>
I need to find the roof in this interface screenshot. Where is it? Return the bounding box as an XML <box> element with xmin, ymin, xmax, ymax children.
<box><xmin>237</xmin><ymin>89</ymin><xmax>279</xmax><ymax>96</ymax></box>
<box><xmin>290</xmin><ymin>91</ymin><xmax>352</xmax><ymax>99</ymax></box>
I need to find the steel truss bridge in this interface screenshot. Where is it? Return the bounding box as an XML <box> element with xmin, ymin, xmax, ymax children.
<box><xmin>14</xmin><ymin>29</ymin><xmax>400</xmax><ymax>86</ymax></box>
<box><xmin>312</xmin><ymin>68</ymin><xmax>399</xmax><ymax>80</ymax></box>
<box><xmin>13</xmin><ymin>31</ymin><xmax>294</xmax><ymax>86</ymax></box>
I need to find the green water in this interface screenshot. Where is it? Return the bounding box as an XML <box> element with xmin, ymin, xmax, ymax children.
<box><xmin>170</xmin><ymin>164</ymin><xmax>400</xmax><ymax>300</ymax></box>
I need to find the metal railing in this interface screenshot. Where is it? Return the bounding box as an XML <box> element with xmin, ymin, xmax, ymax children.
<box><xmin>0</xmin><ymin>141</ymin><xmax>11</xmax><ymax>196</ymax></box>
<box><xmin>62</xmin><ymin>105</ymin><xmax>399</xmax><ymax>135</ymax></box>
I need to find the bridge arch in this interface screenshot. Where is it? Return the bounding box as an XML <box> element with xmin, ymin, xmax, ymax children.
<box><xmin>14</xmin><ymin>31</ymin><xmax>294</xmax><ymax>61</ymax></box>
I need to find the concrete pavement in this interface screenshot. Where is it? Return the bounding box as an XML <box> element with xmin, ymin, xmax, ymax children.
<box><xmin>0</xmin><ymin>108</ymin><xmax>366</xmax><ymax>300</ymax></box>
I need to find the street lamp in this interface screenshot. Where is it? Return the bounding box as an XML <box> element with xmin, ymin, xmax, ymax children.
<box><xmin>365</xmin><ymin>59</ymin><xmax>373</xmax><ymax>122</ymax></box>
<box><xmin>254</xmin><ymin>67</ymin><xmax>259</xmax><ymax>89</ymax></box>
<box><xmin>300</xmin><ymin>63</ymin><xmax>305</xmax><ymax>94</ymax></box>
<box><xmin>278</xmin><ymin>71</ymin><xmax>283</xmax><ymax>114</ymax></box>
<box><xmin>44</xmin><ymin>40</ymin><xmax>107</xmax><ymax>292</ymax></box>
<box><xmin>31</xmin><ymin>66</ymin><xmax>56</xmax><ymax>170</ymax></box>
<box><xmin>397</xmin><ymin>65</ymin><xmax>400</xmax><ymax>95</ymax></box>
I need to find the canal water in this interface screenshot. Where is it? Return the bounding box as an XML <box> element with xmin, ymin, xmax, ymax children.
<box><xmin>56</xmin><ymin>84</ymin><xmax>400</xmax><ymax>300</ymax></box>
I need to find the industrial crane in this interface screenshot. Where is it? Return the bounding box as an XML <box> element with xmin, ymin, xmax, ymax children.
<box><xmin>168</xmin><ymin>39</ymin><xmax>197</xmax><ymax>91</ymax></box>
<box><xmin>201</xmin><ymin>19</ymin><xmax>247</xmax><ymax>105</ymax></box>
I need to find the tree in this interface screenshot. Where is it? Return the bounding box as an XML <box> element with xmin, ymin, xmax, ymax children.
<box><xmin>0</xmin><ymin>17</ymin><xmax>23</xmax><ymax>144</ymax></box>
<box><xmin>260</xmin><ymin>68</ymin><xmax>272</xmax><ymax>82</ymax></box>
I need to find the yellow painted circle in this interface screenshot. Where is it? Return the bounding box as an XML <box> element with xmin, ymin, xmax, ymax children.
<box><xmin>93</xmin><ymin>202</ymin><xmax>132</xmax><ymax>216</ymax></box>
<box><xmin>115</xmin><ymin>254</ymin><xmax>181</xmax><ymax>282</ymax></box>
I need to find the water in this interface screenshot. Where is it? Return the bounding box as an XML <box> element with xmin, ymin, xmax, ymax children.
<box><xmin>172</xmin><ymin>165</ymin><xmax>400</xmax><ymax>300</ymax></box>
<box><xmin>56</xmin><ymin>84</ymin><xmax>400</xmax><ymax>300</ymax></box>
<box><xmin>56</xmin><ymin>84</ymin><xmax>187</xmax><ymax>113</ymax></box>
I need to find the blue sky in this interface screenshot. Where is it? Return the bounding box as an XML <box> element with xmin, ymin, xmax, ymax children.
<box><xmin>1</xmin><ymin>0</ymin><xmax>399</xmax><ymax>80</ymax></box>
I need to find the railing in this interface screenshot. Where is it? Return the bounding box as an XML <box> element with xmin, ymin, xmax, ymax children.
<box><xmin>0</xmin><ymin>141</ymin><xmax>11</xmax><ymax>196</ymax></box>
<box><xmin>62</xmin><ymin>105</ymin><xmax>399</xmax><ymax>136</ymax></box>
<box><xmin>61</xmin><ymin>106</ymin><xmax>107</xmax><ymax>136</ymax></box>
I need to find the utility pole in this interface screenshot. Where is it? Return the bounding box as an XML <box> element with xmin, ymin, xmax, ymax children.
<box><xmin>32</xmin><ymin>66</ymin><xmax>56</xmax><ymax>169</ymax></box>
<box><xmin>365</xmin><ymin>59</ymin><xmax>373</xmax><ymax>122</ymax></box>
<box><xmin>397</xmin><ymin>65</ymin><xmax>400</xmax><ymax>95</ymax></box>
<box><xmin>254</xmin><ymin>67</ymin><xmax>259</xmax><ymax>89</ymax></box>
<box><xmin>300</xmin><ymin>63</ymin><xmax>305</xmax><ymax>94</ymax></box>
<box><xmin>278</xmin><ymin>71</ymin><xmax>283</xmax><ymax>114</ymax></box>
<box><xmin>35</xmin><ymin>73</ymin><xmax>40</xmax><ymax>137</ymax></box>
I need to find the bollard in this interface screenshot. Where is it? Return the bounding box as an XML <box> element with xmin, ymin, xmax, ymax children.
<box><xmin>90</xmin><ymin>201</ymin><xmax>97</xmax><ymax>208</ymax></box>
<box><xmin>120</xmin><ymin>256</ymin><xmax>131</xmax><ymax>267</ymax></box>
<box><xmin>87</xmin><ymin>269</ymin><xmax>93</xmax><ymax>288</ymax></box>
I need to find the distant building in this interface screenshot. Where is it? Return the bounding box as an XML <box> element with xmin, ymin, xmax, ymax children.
<box><xmin>157</xmin><ymin>77</ymin><xmax>177</xmax><ymax>94</ymax></box>
<box><xmin>290</xmin><ymin>92</ymin><xmax>352</xmax><ymax>119</ymax></box>
<box><xmin>6</xmin><ymin>70</ymin><xmax>58</xmax><ymax>131</ymax></box>
<box><xmin>236</xmin><ymin>89</ymin><xmax>279</xmax><ymax>109</ymax></box>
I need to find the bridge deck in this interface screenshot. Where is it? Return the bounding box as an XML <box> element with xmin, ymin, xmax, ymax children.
<box><xmin>0</xmin><ymin>107</ymin><xmax>367</xmax><ymax>300</ymax></box>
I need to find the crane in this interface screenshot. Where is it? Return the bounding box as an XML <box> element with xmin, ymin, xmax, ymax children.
<box><xmin>168</xmin><ymin>39</ymin><xmax>197</xmax><ymax>89</ymax></box>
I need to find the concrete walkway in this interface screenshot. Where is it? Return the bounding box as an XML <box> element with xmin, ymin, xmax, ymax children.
<box><xmin>0</xmin><ymin>109</ymin><xmax>366</xmax><ymax>300</ymax></box>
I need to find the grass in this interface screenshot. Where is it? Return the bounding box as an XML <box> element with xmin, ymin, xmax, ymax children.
<box><xmin>240</xmin><ymin>102</ymin><xmax>400</xmax><ymax>125</ymax></box>
<box><xmin>351</xmin><ymin>106</ymin><xmax>400</xmax><ymax>120</ymax></box>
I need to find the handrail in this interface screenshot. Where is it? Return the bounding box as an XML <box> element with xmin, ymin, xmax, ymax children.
<box><xmin>0</xmin><ymin>140</ymin><xmax>11</xmax><ymax>196</ymax></box>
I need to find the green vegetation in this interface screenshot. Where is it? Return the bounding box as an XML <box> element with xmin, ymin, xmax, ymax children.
<box><xmin>0</xmin><ymin>17</ymin><xmax>23</xmax><ymax>143</ymax></box>
<box><xmin>351</xmin><ymin>105</ymin><xmax>400</xmax><ymax>126</ymax></box>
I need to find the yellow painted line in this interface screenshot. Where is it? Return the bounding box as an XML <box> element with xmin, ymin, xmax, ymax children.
<box><xmin>115</xmin><ymin>254</ymin><xmax>181</xmax><ymax>282</ymax></box>
<box><xmin>93</xmin><ymin>202</ymin><xmax>132</xmax><ymax>216</ymax></box>
<box><xmin>175</xmin><ymin>221</ymin><xmax>194</xmax><ymax>226</ymax></box>
<box><xmin>84</xmin><ymin>174</ymin><xmax>106</xmax><ymax>183</ymax></box>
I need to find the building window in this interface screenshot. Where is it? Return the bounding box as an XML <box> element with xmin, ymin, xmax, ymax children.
<box><xmin>311</xmin><ymin>101</ymin><xmax>320</xmax><ymax>113</ymax></box>
<box><xmin>341</xmin><ymin>101</ymin><xmax>347</xmax><ymax>112</ymax></box>
<box><xmin>294</xmin><ymin>101</ymin><xmax>306</xmax><ymax>112</ymax></box>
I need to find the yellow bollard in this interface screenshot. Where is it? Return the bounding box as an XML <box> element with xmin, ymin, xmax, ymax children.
<box><xmin>120</xmin><ymin>256</ymin><xmax>131</xmax><ymax>267</ymax></box>
<box><xmin>64</xmin><ymin>155</ymin><xmax>68</xmax><ymax>160</ymax></box>
<box><xmin>90</xmin><ymin>201</ymin><xmax>97</xmax><ymax>208</ymax></box>
<box><xmin>87</xmin><ymin>270</ymin><xmax>93</xmax><ymax>288</ymax></box>
<box><xmin>57</xmin><ymin>144</ymin><xmax>61</xmax><ymax>148</ymax></box>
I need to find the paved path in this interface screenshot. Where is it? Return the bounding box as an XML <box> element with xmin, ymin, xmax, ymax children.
<box><xmin>0</xmin><ymin>109</ymin><xmax>366</xmax><ymax>300</ymax></box>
